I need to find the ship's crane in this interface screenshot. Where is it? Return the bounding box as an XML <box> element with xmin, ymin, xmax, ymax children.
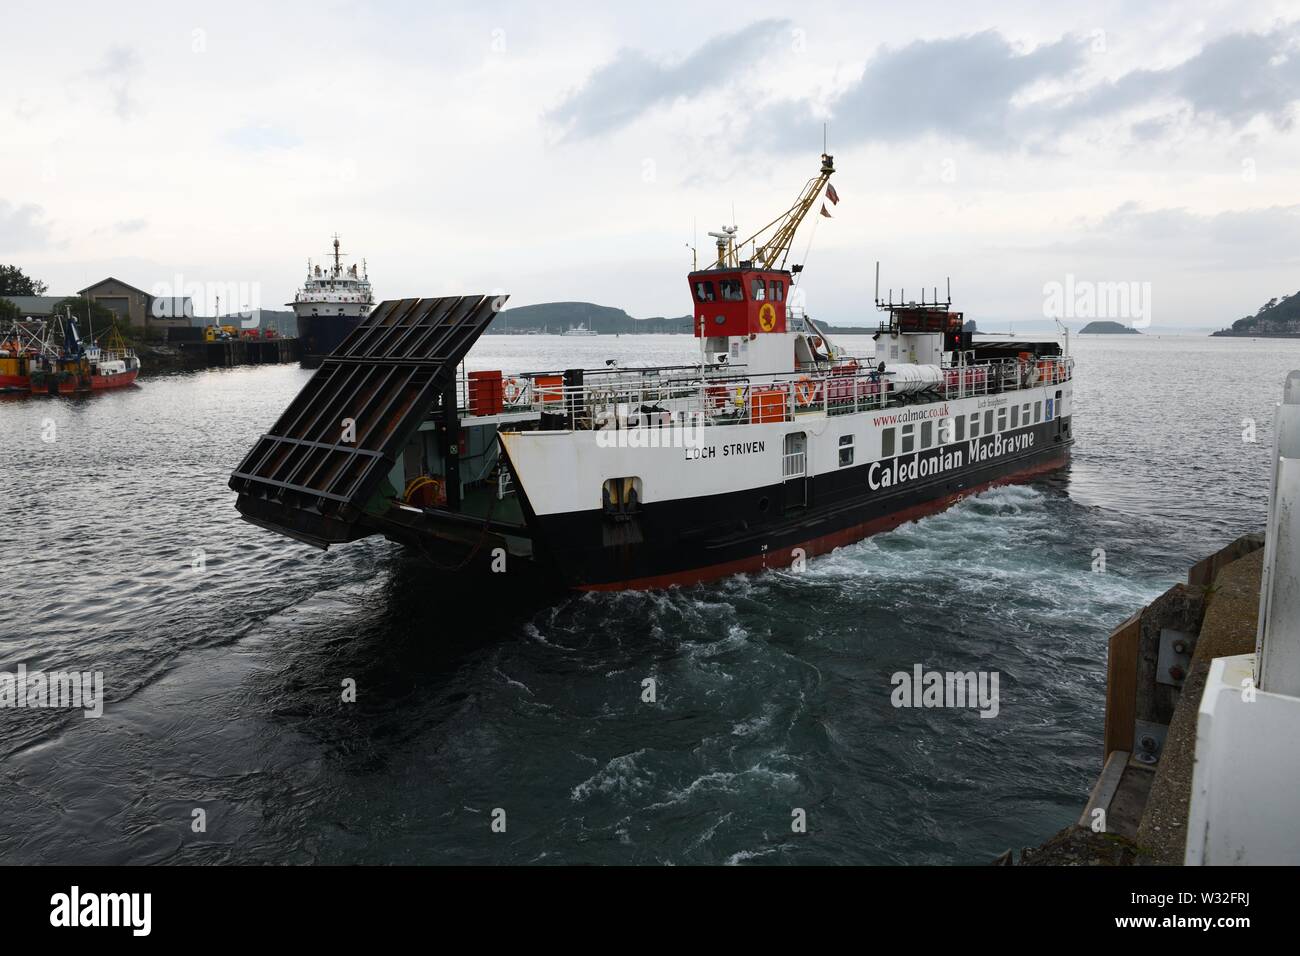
<box><xmin>710</xmin><ymin>153</ymin><xmax>835</xmax><ymax>270</ymax></box>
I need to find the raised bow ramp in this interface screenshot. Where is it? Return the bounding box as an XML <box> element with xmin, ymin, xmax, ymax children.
<box><xmin>228</xmin><ymin>294</ymin><xmax>504</xmax><ymax>546</ymax></box>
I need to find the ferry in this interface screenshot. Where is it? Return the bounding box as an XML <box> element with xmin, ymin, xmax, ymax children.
<box><xmin>563</xmin><ymin>323</ymin><xmax>599</xmax><ymax>336</ymax></box>
<box><xmin>290</xmin><ymin>234</ymin><xmax>375</xmax><ymax>368</ymax></box>
<box><xmin>231</xmin><ymin>154</ymin><xmax>1073</xmax><ymax>590</ymax></box>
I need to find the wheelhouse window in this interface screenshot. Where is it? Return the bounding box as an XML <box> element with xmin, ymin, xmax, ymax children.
<box><xmin>901</xmin><ymin>423</ymin><xmax>915</xmax><ymax>454</ymax></box>
<box><xmin>720</xmin><ymin>279</ymin><xmax>743</xmax><ymax>302</ymax></box>
<box><xmin>839</xmin><ymin>434</ymin><xmax>854</xmax><ymax>467</ymax></box>
<box><xmin>769</xmin><ymin>280</ymin><xmax>784</xmax><ymax>302</ymax></box>
<box><xmin>693</xmin><ymin>281</ymin><xmax>716</xmax><ymax>302</ymax></box>
<box><xmin>882</xmin><ymin>427</ymin><xmax>896</xmax><ymax>458</ymax></box>
<box><xmin>751</xmin><ymin>278</ymin><xmax>767</xmax><ymax>300</ymax></box>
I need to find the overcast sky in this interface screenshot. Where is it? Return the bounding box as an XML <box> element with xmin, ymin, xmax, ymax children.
<box><xmin>4</xmin><ymin>0</ymin><xmax>1300</xmax><ymax>328</ymax></box>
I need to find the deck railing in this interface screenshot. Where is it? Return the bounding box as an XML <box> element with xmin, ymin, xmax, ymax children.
<box><xmin>458</xmin><ymin>355</ymin><xmax>1073</xmax><ymax>428</ymax></box>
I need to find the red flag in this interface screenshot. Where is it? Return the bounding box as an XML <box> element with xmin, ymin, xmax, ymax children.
<box><xmin>826</xmin><ymin>183</ymin><xmax>840</xmax><ymax>205</ymax></box>
<box><xmin>820</xmin><ymin>203</ymin><xmax>832</xmax><ymax>218</ymax></box>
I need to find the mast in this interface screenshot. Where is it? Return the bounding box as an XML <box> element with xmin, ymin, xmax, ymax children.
<box><xmin>726</xmin><ymin>153</ymin><xmax>835</xmax><ymax>271</ymax></box>
<box><xmin>331</xmin><ymin>233</ymin><xmax>345</xmax><ymax>277</ymax></box>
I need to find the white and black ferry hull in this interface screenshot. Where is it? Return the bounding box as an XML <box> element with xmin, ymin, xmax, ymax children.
<box><xmin>500</xmin><ymin>391</ymin><xmax>1073</xmax><ymax>590</ymax></box>
<box><xmin>516</xmin><ymin>429</ymin><xmax>1067</xmax><ymax>590</ymax></box>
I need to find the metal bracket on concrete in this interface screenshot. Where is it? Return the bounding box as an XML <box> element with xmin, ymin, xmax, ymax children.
<box><xmin>1156</xmin><ymin>627</ymin><xmax>1195</xmax><ymax>687</ymax></box>
<box><xmin>1132</xmin><ymin>720</ymin><xmax>1167</xmax><ymax>765</ymax></box>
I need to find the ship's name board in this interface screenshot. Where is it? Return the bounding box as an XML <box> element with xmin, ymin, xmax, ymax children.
<box><xmin>684</xmin><ymin>440</ymin><xmax>766</xmax><ymax>461</ymax></box>
<box><xmin>868</xmin><ymin>432</ymin><xmax>1035</xmax><ymax>490</ymax></box>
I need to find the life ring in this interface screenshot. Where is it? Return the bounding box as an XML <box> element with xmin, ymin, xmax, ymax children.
<box><xmin>794</xmin><ymin>376</ymin><xmax>821</xmax><ymax>407</ymax></box>
<box><xmin>403</xmin><ymin>475</ymin><xmax>446</xmax><ymax>508</ymax></box>
<box><xmin>503</xmin><ymin>376</ymin><xmax>524</xmax><ymax>404</ymax></box>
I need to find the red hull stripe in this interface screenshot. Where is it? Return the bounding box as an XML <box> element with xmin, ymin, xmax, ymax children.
<box><xmin>578</xmin><ymin>453</ymin><xmax>1069</xmax><ymax>591</ymax></box>
<box><xmin>32</xmin><ymin>369</ymin><xmax>139</xmax><ymax>394</ymax></box>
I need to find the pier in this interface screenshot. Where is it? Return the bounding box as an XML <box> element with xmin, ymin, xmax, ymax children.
<box><xmin>178</xmin><ymin>337</ymin><xmax>300</xmax><ymax>368</ymax></box>
<box><xmin>1019</xmin><ymin>372</ymin><xmax>1300</xmax><ymax>866</ymax></box>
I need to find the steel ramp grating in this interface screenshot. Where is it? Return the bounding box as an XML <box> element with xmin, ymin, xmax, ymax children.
<box><xmin>228</xmin><ymin>294</ymin><xmax>505</xmax><ymax>543</ymax></box>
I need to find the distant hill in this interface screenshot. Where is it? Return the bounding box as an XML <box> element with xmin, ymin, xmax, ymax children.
<box><xmin>818</xmin><ymin>317</ymin><xmax>980</xmax><ymax>335</ymax></box>
<box><xmin>1079</xmin><ymin>320</ymin><xmax>1140</xmax><ymax>334</ymax></box>
<box><xmin>1213</xmin><ymin>292</ymin><xmax>1300</xmax><ymax>337</ymax></box>
<box><xmin>489</xmin><ymin>301</ymin><xmax>692</xmax><ymax>334</ymax></box>
<box><xmin>485</xmin><ymin>302</ymin><xmax>976</xmax><ymax>335</ymax></box>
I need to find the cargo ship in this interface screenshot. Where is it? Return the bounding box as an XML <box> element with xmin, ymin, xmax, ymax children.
<box><xmin>290</xmin><ymin>234</ymin><xmax>374</xmax><ymax>368</ymax></box>
<box><xmin>231</xmin><ymin>154</ymin><xmax>1073</xmax><ymax>590</ymax></box>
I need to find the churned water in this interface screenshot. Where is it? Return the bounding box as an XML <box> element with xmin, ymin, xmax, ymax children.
<box><xmin>0</xmin><ymin>333</ymin><xmax>1291</xmax><ymax>864</ymax></box>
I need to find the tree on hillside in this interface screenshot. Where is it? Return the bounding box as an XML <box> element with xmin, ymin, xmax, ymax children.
<box><xmin>0</xmin><ymin>265</ymin><xmax>48</xmax><ymax>297</ymax></box>
<box><xmin>0</xmin><ymin>298</ymin><xmax>19</xmax><ymax>323</ymax></box>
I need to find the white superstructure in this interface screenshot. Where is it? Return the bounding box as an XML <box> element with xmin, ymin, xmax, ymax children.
<box><xmin>288</xmin><ymin>234</ymin><xmax>374</xmax><ymax>322</ymax></box>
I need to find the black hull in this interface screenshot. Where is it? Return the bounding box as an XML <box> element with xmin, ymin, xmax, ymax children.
<box><xmin>520</xmin><ymin>418</ymin><xmax>1073</xmax><ymax>590</ymax></box>
<box><xmin>296</xmin><ymin>313</ymin><xmax>365</xmax><ymax>368</ymax></box>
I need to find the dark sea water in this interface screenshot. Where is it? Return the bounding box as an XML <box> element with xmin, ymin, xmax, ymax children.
<box><xmin>0</xmin><ymin>333</ymin><xmax>1291</xmax><ymax>864</ymax></box>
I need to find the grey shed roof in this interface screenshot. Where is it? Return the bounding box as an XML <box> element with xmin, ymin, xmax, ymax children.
<box><xmin>1</xmin><ymin>295</ymin><xmax>68</xmax><ymax>315</ymax></box>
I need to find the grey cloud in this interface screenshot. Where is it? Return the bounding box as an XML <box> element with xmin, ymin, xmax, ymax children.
<box><xmin>547</xmin><ymin>19</ymin><xmax>791</xmax><ymax>140</ymax></box>
<box><xmin>0</xmin><ymin>200</ymin><xmax>52</xmax><ymax>251</ymax></box>
<box><xmin>1050</xmin><ymin>24</ymin><xmax>1300</xmax><ymax>131</ymax></box>
<box><xmin>1066</xmin><ymin>201</ymin><xmax>1300</xmax><ymax>267</ymax></box>
<box><xmin>90</xmin><ymin>45</ymin><xmax>141</xmax><ymax>120</ymax></box>
<box><xmin>554</xmin><ymin>21</ymin><xmax>1300</xmax><ymax>150</ymax></box>
<box><xmin>791</xmin><ymin>31</ymin><xmax>1088</xmax><ymax>146</ymax></box>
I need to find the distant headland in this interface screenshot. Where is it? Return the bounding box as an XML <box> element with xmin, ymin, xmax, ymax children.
<box><xmin>1212</xmin><ymin>291</ymin><xmax>1300</xmax><ymax>337</ymax></box>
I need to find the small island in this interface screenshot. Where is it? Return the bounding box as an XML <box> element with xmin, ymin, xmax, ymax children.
<box><xmin>1079</xmin><ymin>320</ymin><xmax>1140</xmax><ymax>334</ymax></box>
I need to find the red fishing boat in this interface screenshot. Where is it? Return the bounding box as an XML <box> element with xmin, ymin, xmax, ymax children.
<box><xmin>27</xmin><ymin>314</ymin><xmax>141</xmax><ymax>395</ymax></box>
<box><xmin>0</xmin><ymin>321</ymin><xmax>48</xmax><ymax>392</ymax></box>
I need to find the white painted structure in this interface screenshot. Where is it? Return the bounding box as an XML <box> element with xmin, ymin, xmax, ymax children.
<box><xmin>287</xmin><ymin>234</ymin><xmax>374</xmax><ymax>321</ymax></box>
<box><xmin>1185</xmin><ymin>370</ymin><xmax>1300</xmax><ymax>865</ymax></box>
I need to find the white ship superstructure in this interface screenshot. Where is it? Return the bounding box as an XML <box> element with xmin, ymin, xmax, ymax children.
<box><xmin>290</xmin><ymin>234</ymin><xmax>375</xmax><ymax>366</ymax></box>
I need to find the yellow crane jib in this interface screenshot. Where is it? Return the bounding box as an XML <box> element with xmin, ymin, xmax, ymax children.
<box><xmin>721</xmin><ymin>153</ymin><xmax>835</xmax><ymax>271</ymax></box>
